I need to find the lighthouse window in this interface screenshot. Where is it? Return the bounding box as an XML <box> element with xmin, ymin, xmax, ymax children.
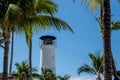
<box><xmin>43</xmin><ymin>39</ymin><xmax>53</xmax><ymax>45</ymax></box>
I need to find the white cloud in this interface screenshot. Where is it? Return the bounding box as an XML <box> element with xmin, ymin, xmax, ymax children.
<box><xmin>70</xmin><ymin>75</ymin><xmax>97</xmax><ymax>80</ymax></box>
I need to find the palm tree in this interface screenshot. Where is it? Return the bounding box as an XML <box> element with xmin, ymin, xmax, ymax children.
<box><xmin>40</xmin><ymin>68</ymin><xmax>57</xmax><ymax>80</ymax></box>
<box><xmin>9</xmin><ymin>0</ymin><xmax>58</xmax><ymax>76</ymax></box>
<box><xmin>0</xmin><ymin>0</ymin><xmax>22</xmax><ymax>79</ymax></box>
<box><xmin>83</xmin><ymin>0</ymin><xmax>113</xmax><ymax>79</ymax></box>
<box><xmin>17</xmin><ymin>0</ymin><xmax>73</xmax><ymax>80</ymax></box>
<box><xmin>57</xmin><ymin>75</ymin><xmax>70</xmax><ymax>80</ymax></box>
<box><xmin>75</xmin><ymin>0</ymin><xmax>120</xmax><ymax>80</ymax></box>
<box><xmin>80</xmin><ymin>0</ymin><xmax>114</xmax><ymax>79</ymax></box>
<box><xmin>78</xmin><ymin>52</ymin><xmax>103</xmax><ymax>80</ymax></box>
<box><xmin>97</xmin><ymin>18</ymin><xmax>120</xmax><ymax>80</ymax></box>
<box><xmin>12</xmin><ymin>61</ymin><xmax>40</xmax><ymax>80</ymax></box>
<box><xmin>102</xmin><ymin>0</ymin><xmax>112</xmax><ymax>79</ymax></box>
<box><xmin>0</xmin><ymin>0</ymin><xmax>73</xmax><ymax>79</ymax></box>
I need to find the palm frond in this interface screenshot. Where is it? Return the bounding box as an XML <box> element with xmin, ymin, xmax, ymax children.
<box><xmin>19</xmin><ymin>0</ymin><xmax>35</xmax><ymax>16</ymax></box>
<box><xmin>4</xmin><ymin>4</ymin><xmax>19</xmax><ymax>22</ymax></box>
<box><xmin>89</xmin><ymin>53</ymin><xmax>97</xmax><ymax>62</ymax></box>
<box><xmin>78</xmin><ymin>64</ymin><xmax>96</xmax><ymax>75</ymax></box>
<box><xmin>32</xmin><ymin>73</ymin><xmax>40</xmax><ymax>78</ymax></box>
<box><xmin>111</xmin><ymin>21</ymin><xmax>120</xmax><ymax>31</ymax></box>
<box><xmin>0</xmin><ymin>38</ymin><xmax>4</xmax><ymax>48</ymax></box>
<box><xmin>89</xmin><ymin>53</ymin><xmax>99</xmax><ymax>71</ymax></box>
<box><xmin>27</xmin><ymin>16</ymin><xmax>73</xmax><ymax>33</ymax></box>
<box><xmin>2</xmin><ymin>3</ymin><xmax>21</xmax><ymax>31</ymax></box>
<box><xmin>81</xmin><ymin>0</ymin><xmax>101</xmax><ymax>12</ymax></box>
<box><xmin>40</xmin><ymin>68</ymin><xmax>56</xmax><ymax>80</ymax></box>
<box><xmin>35</xmin><ymin>0</ymin><xmax>58</xmax><ymax>15</ymax></box>
<box><xmin>57</xmin><ymin>74</ymin><xmax>70</xmax><ymax>80</ymax></box>
<box><xmin>89</xmin><ymin>52</ymin><xmax>103</xmax><ymax>73</ymax></box>
<box><xmin>14</xmin><ymin>61</ymin><xmax>38</xmax><ymax>79</ymax></box>
<box><xmin>95</xmin><ymin>17</ymin><xmax>103</xmax><ymax>34</ymax></box>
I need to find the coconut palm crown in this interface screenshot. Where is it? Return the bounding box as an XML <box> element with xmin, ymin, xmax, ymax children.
<box><xmin>40</xmin><ymin>68</ymin><xmax>56</xmax><ymax>80</ymax></box>
<box><xmin>12</xmin><ymin>61</ymin><xmax>39</xmax><ymax>80</ymax></box>
<box><xmin>78</xmin><ymin>52</ymin><xmax>103</xmax><ymax>80</ymax></box>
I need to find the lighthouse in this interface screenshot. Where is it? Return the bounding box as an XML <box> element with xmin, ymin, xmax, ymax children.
<box><xmin>40</xmin><ymin>35</ymin><xmax>56</xmax><ymax>73</ymax></box>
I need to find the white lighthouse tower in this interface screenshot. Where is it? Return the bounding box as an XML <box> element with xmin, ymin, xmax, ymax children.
<box><xmin>40</xmin><ymin>35</ymin><xmax>56</xmax><ymax>73</ymax></box>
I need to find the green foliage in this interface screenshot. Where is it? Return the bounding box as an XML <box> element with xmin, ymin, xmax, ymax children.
<box><xmin>95</xmin><ymin>17</ymin><xmax>103</xmax><ymax>34</ymax></box>
<box><xmin>78</xmin><ymin>51</ymin><xmax>103</xmax><ymax>79</ymax></box>
<box><xmin>89</xmin><ymin>52</ymin><xmax>103</xmax><ymax>74</ymax></box>
<box><xmin>111</xmin><ymin>21</ymin><xmax>120</xmax><ymax>31</ymax></box>
<box><xmin>95</xmin><ymin>17</ymin><xmax>120</xmax><ymax>34</ymax></box>
<box><xmin>40</xmin><ymin>68</ymin><xmax>71</xmax><ymax>80</ymax></box>
<box><xmin>81</xmin><ymin>0</ymin><xmax>102</xmax><ymax>12</ymax></box>
<box><xmin>35</xmin><ymin>0</ymin><xmax>58</xmax><ymax>15</ymax></box>
<box><xmin>15</xmin><ymin>0</ymin><xmax>73</xmax><ymax>46</ymax></box>
<box><xmin>57</xmin><ymin>74</ymin><xmax>70</xmax><ymax>80</ymax></box>
<box><xmin>40</xmin><ymin>68</ymin><xmax>57</xmax><ymax>80</ymax></box>
<box><xmin>0</xmin><ymin>0</ymin><xmax>73</xmax><ymax>46</ymax></box>
<box><xmin>12</xmin><ymin>61</ymin><xmax>39</xmax><ymax>80</ymax></box>
<box><xmin>78</xmin><ymin>64</ymin><xmax>96</xmax><ymax>75</ymax></box>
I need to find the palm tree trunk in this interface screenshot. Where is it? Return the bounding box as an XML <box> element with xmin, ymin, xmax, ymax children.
<box><xmin>111</xmin><ymin>52</ymin><xmax>119</xmax><ymax>80</ymax></box>
<box><xmin>97</xmin><ymin>72</ymin><xmax>101</xmax><ymax>80</ymax></box>
<box><xmin>9</xmin><ymin>31</ymin><xmax>14</xmax><ymax>74</ymax></box>
<box><xmin>29</xmin><ymin>37</ymin><xmax>32</xmax><ymax>80</ymax></box>
<box><xmin>100</xmin><ymin>1</ymin><xmax>118</xmax><ymax>79</ymax></box>
<box><xmin>102</xmin><ymin>0</ymin><xmax>112</xmax><ymax>80</ymax></box>
<box><xmin>3</xmin><ymin>31</ymin><xmax>10</xmax><ymax>80</ymax></box>
<box><xmin>100</xmin><ymin>4</ymin><xmax>118</xmax><ymax>80</ymax></box>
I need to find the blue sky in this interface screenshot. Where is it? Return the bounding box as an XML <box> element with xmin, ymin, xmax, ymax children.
<box><xmin>0</xmin><ymin>0</ymin><xmax>120</xmax><ymax>80</ymax></box>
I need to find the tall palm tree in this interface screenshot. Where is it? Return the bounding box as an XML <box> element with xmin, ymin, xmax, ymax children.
<box><xmin>81</xmin><ymin>1</ymin><xmax>120</xmax><ymax>79</ymax></box>
<box><xmin>57</xmin><ymin>75</ymin><xmax>70</xmax><ymax>80</ymax></box>
<box><xmin>17</xmin><ymin>0</ymin><xmax>73</xmax><ymax>80</ymax></box>
<box><xmin>77</xmin><ymin>52</ymin><xmax>103</xmax><ymax>80</ymax></box>
<box><xmin>97</xmin><ymin>18</ymin><xmax>120</xmax><ymax>80</ymax></box>
<box><xmin>12</xmin><ymin>61</ymin><xmax>40</xmax><ymax>80</ymax></box>
<box><xmin>81</xmin><ymin>0</ymin><xmax>113</xmax><ymax>79</ymax></box>
<box><xmin>40</xmin><ymin>68</ymin><xmax>57</xmax><ymax>80</ymax></box>
<box><xmin>0</xmin><ymin>0</ymin><xmax>22</xmax><ymax>79</ymax></box>
<box><xmin>102</xmin><ymin>0</ymin><xmax>112</xmax><ymax>79</ymax></box>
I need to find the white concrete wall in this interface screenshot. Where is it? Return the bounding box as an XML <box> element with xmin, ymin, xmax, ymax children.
<box><xmin>40</xmin><ymin>44</ymin><xmax>56</xmax><ymax>73</ymax></box>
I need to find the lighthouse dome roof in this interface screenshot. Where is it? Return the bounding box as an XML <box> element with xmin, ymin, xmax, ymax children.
<box><xmin>40</xmin><ymin>35</ymin><xmax>56</xmax><ymax>40</ymax></box>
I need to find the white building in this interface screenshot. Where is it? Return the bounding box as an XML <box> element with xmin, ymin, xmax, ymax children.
<box><xmin>40</xmin><ymin>35</ymin><xmax>56</xmax><ymax>73</ymax></box>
